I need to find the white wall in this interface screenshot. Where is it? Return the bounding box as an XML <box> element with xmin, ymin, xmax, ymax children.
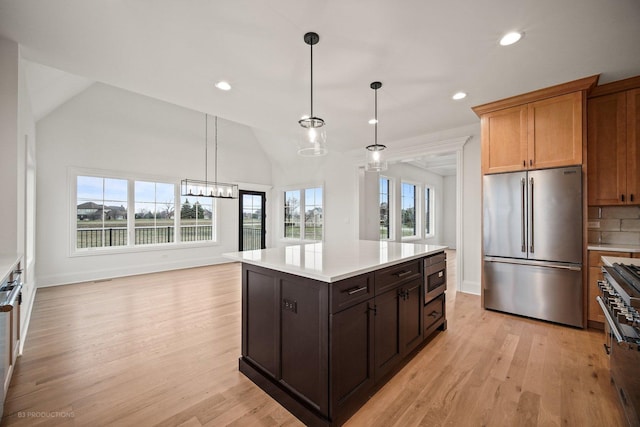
<box><xmin>36</xmin><ymin>83</ymin><xmax>272</xmax><ymax>286</ymax></box>
<box><xmin>461</xmin><ymin>135</ymin><xmax>481</xmax><ymax>294</ymax></box>
<box><xmin>443</xmin><ymin>175</ymin><xmax>456</xmax><ymax>249</ymax></box>
<box><xmin>0</xmin><ymin>38</ymin><xmax>19</xmax><ymax>254</ymax></box>
<box><xmin>1</xmin><ymin>40</ymin><xmax>38</xmax><ymax>350</ymax></box>
<box><xmin>18</xmin><ymin>54</ymin><xmax>38</xmax><ymax>345</ymax></box>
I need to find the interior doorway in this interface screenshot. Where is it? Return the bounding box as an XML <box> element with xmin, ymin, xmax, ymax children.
<box><xmin>239</xmin><ymin>190</ymin><xmax>266</xmax><ymax>251</ymax></box>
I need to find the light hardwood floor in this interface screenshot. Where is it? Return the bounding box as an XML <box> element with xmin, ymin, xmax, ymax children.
<box><xmin>1</xmin><ymin>251</ymin><xmax>627</xmax><ymax>426</ymax></box>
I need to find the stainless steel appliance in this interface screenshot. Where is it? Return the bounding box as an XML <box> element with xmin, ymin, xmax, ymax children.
<box><xmin>598</xmin><ymin>263</ymin><xmax>640</xmax><ymax>427</ymax></box>
<box><xmin>424</xmin><ymin>252</ymin><xmax>446</xmax><ymax>302</ymax></box>
<box><xmin>483</xmin><ymin>166</ymin><xmax>583</xmax><ymax>327</ymax></box>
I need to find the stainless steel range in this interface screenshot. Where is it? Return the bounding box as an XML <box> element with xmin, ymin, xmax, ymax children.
<box><xmin>598</xmin><ymin>263</ymin><xmax>640</xmax><ymax>426</ymax></box>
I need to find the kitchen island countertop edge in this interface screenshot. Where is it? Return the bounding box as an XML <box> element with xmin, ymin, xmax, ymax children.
<box><xmin>223</xmin><ymin>240</ymin><xmax>447</xmax><ymax>283</ymax></box>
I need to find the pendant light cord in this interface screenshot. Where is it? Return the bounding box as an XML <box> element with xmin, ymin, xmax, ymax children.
<box><xmin>310</xmin><ymin>42</ymin><xmax>314</xmax><ymax>118</ymax></box>
<box><xmin>374</xmin><ymin>87</ymin><xmax>378</xmax><ymax>147</ymax></box>
<box><xmin>215</xmin><ymin>116</ymin><xmax>218</xmax><ymax>184</ymax></box>
<box><xmin>205</xmin><ymin>114</ymin><xmax>208</xmax><ymax>183</ymax></box>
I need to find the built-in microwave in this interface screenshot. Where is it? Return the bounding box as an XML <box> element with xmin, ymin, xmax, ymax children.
<box><xmin>424</xmin><ymin>253</ymin><xmax>446</xmax><ymax>303</ymax></box>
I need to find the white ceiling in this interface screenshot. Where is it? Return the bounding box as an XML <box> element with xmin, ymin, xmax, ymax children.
<box><xmin>1</xmin><ymin>0</ymin><xmax>640</xmax><ymax>164</ymax></box>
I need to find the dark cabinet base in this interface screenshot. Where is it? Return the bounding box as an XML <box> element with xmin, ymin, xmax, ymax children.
<box><xmin>240</xmin><ymin>253</ymin><xmax>447</xmax><ymax>426</ymax></box>
<box><xmin>240</xmin><ymin>321</ymin><xmax>446</xmax><ymax>427</ymax></box>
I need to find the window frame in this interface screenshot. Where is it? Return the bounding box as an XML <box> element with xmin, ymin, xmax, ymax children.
<box><xmin>379</xmin><ymin>176</ymin><xmax>393</xmax><ymax>241</ymax></box>
<box><xmin>424</xmin><ymin>185</ymin><xmax>435</xmax><ymax>238</ymax></box>
<box><xmin>400</xmin><ymin>180</ymin><xmax>421</xmax><ymax>241</ymax></box>
<box><xmin>281</xmin><ymin>184</ymin><xmax>324</xmax><ymax>243</ymax></box>
<box><xmin>69</xmin><ymin>167</ymin><xmax>219</xmax><ymax>257</ymax></box>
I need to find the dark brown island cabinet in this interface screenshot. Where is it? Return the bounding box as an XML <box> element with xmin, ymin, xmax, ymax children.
<box><xmin>237</xmin><ymin>249</ymin><xmax>447</xmax><ymax>426</ymax></box>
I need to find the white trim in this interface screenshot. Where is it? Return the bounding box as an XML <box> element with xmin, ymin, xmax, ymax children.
<box><xmin>461</xmin><ymin>279</ymin><xmax>481</xmax><ymax>295</ymax></box>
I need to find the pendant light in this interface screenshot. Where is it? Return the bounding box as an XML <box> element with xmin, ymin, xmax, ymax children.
<box><xmin>365</xmin><ymin>81</ymin><xmax>388</xmax><ymax>171</ymax></box>
<box><xmin>298</xmin><ymin>32</ymin><xmax>327</xmax><ymax>156</ymax></box>
<box><xmin>181</xmin><ymin>114</ymin><xmax>238</xmax><ymax>199</ymax></box>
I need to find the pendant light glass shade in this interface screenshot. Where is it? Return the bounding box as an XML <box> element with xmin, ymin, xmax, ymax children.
<box><xmin>365</xmin><ymin>81</ymin><xmax>387</xmax><ymax>172</ymax></box>
<box><xmin>298</xmin><ymin>116</ymin><xmax>327</xmax><ymax>156</ymax></box>
<box><xmin>181</xmin><ymin>114</ymin><xmax>238</xmax><ymax>199</ymax></box>
<box><xmin>298</xmin><ymin>32</ymin><xmax>327</xmax><ymax>156</ymax></box>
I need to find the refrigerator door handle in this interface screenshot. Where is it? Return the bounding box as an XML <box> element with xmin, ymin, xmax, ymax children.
<box><xmin>521</xmin><ymin>177</ymin><xmax>526</xmax><ymax>253</ymax></box>
<box><xmin>484</xmin><ymin>257</ymin><xmax>582</xmax><ymax>271</ymax></box>
<box><xmin>529</xmin><ymin>177</ymin><xmax>534</xmax><ymax>253</ymax></box>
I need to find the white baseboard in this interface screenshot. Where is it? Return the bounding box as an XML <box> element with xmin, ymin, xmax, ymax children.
<box><xmin>36</xmin><ymin>256</ymin><xmax>233</xmax><ymax>288</ymax></box>
<box><xmin>460</xmin><ymin>279</ymin><xmax>481</xmax><ymax>295</ymax></box>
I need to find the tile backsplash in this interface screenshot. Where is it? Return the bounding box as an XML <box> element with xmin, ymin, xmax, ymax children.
<box><xmin>588</xmin><ymin>206</ymin><xmax>640</xmax><ymax>245</ymax></box>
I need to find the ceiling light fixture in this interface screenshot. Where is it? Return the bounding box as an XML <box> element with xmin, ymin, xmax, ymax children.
<box><xmin>452</xmin><ymin>91</ymin><xmax>467</xmax><ymax>100</ymax></box>
<box><xmin>181</xmin><ymin>114</ymin><xmax>238</xmax><ymax>199</ymax></box>
<box><xmin>298</xmin><ymin>32</ymin><xmax>327</xmax><ymax>156</ymax></box>
<box><xmin>365</xmin><ymin>81</ymin><xmax>388</xmax><ymax>172</ymax></box>
<box><xmin>215</xmin><ymin>81</ymin><xmax>231</xmax><ymax>91</ymax></box>
<box><xmin>500</xmin><ymin>31</ymin><xmax>523</xmax><ymax>46</ymax></box>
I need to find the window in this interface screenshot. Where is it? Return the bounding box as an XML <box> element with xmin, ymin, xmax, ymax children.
<box><xmin>77</xmin><ymin>176</ymin><xmax>128</xmax><ymax>248</ymax></box>
<box><xmin>74</xmin><ymin>172</ymin><xmax>217</xmax><ymax>252</ymax></box>
<box><xmin>379</xmin><ymin>177</ymin><xmax>390</xmax><ymax>240</ymax></box>
<box><xmin>284</xmin><ymin>190</ymin><xmax>301</xmax><ymax>238</ymax></box>
<box><xmin>425</xmin><ymin>186</ymin><xmax>434</xmax><ymax>237</ymax></box>
<box><xmin>180</xmin><ymin>195</ymin><xmax>215</xmax><ymax>242</ymax></box>
<box><xmin>401</xmin><ymin>182</ymin><xmax>417</xmax><ymax>238</ymax></box>
<box><xmin>284</xmin><ymin>186</ymin><xmax>323</xmax><ymax>241</ymax></box>
<box><xmin>304</xmin><ymin>188</ymin><xmax>323</xmax><ymax>240</ymax></box>
<box><xmin>135</xmin><ymin>181</ymin><xmax>175</xmax><ymax>245</ymax></box>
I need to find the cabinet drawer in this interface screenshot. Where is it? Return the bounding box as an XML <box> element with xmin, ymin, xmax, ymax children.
<box><xmin>331</xmin><ymin>273</ymin><xmax>373</xmax><ymax>314</ymax></box>
<box><xmin>424</xmin><ymin>294</ymin><xmax>445</xmax><ymax>333</ymax></box>
<box><xmin>375</xmin><ymin>260</ymin><xmax>422</xmax><ymax>295</ymax></box>
<box><xmin>424</xmin><ymin>252</ymin><xmax>446</xmax><ymax>267</ymax></box>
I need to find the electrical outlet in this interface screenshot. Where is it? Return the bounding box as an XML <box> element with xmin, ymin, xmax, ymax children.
<box><xmin>587</xmin><ymin>221</ymin><xmax>601</xmax><ymax>229</ymax></box>
<box><xmin>283</xmin><ymin>298</ymin><xmax>297</xmax><ymax>313</ymax></box>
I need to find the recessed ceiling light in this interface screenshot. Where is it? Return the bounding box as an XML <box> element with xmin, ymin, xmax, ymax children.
<box><xmin>215</xmin><ymin>81</ymin><xmax>232</xmax><ymax>91</ymax></box>
<box><xmin>452</xmin><ymin>92</ymin><xmax>467</xmax><ymax>100</ymax></box>
<box><xmin>500</xmin><ymin>31</ymin><xmax>523</xmax><ymax>46</ymax></box>
<box><xmin>369</xmin><ymin>118</ymin><xmax>378</xmax><ymax>124</ymax></box>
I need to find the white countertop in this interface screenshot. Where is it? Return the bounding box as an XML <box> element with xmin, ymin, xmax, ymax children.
<box><xmin>0</xmin><ymin>254</ymin><xmax>22</xmax><ymax>283</ymax></box>
<box><xmin>223</xmin><ymin>240</ymin><xmax>448</xmax><ymax>283</ymax></box>
<box><xmin>588</xmin><ymin>243</ymin><xmax>640</xmax><ymax>253</ymax></box>
<box><xmin>602</xmin><ymin>256</ymin><xmax>640</xmax><ymax>267</ymax></box>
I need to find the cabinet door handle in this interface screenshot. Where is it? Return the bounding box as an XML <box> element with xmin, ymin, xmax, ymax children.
<box><xmin>523</xmin><ymin>160</ymin><xmax>526</xmax><ymax>167</ymax></box>
<box><xmin>428</xmin><ymin>310</ymin><xmax>440</xmax><ymax>318</ymax></box>
<box><xmin>368</xmin><ymin>305</ymin><xmax>377</xmax><ymax>316</ymax></box>
<box><xmin>345</xmin><ymin>286</ymin><xmax>367</xmax><ymax>295</ymax></box>
<box><xmin>622</xmin><ymin>194</ymin><xmax>625</xmax><ymax>202</ymax></box>
<box><xmin>631</xmin><ymin>194</ymin><xmax>635</xmax><ymax>202</ymax></box>
<box><xmin>394</xmin><ymin>270</ymin><xmax>413</xmax><ymax>278</ymax></box>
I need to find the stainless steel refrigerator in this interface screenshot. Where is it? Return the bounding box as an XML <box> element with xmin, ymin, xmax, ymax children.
<box><xmin>483</xmin><ymin>165</ymin><xmax>583</xmax><ymax>327</ymax></box>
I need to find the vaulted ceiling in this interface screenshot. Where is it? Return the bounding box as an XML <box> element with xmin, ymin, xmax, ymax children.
<box><xmin>1</xmin><ymin>0</ymin><xmax>639</xmax><ymax>161</ymax></box>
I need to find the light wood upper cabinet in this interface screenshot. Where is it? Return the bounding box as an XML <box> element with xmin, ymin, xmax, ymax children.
<box><xmin>473</xmin><ymin>76</ymin><xmax>597</xmax><ymax>175</ymax></box>
<box><xmin>480</xmin><ymin>105</ymin><xmax>527</xmax><ymax>174</ymax></box>
<box><xmin>627</xmin><ymin>88</ymin><xmax>640</xmax><ymax>203</ymax></box>
<box><xmin>528</xmin><ymin>92</ymin><xmax>583</xmax><ymax>170</ymax></box>
<box><xmin>587</xmin><ymin>92</ymin><xmax>627</xmax><ymax>205</ymax></box>
<box><xmin>587</xmin><ymin>78</ymin><xmax>640</xmax><ymax>206</ymax></box>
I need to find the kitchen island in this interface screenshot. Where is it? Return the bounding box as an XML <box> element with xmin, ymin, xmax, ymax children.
<box><xmin>224</xmin><ymin>240</ymin><xmax>448</xmax><ymax>426</ymax></box>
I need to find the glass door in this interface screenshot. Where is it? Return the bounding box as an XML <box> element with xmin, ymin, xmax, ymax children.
<box><xmin>239</xmin><ymin>190</ymin><xmax>266</xmax><ymax>251</ymax></box>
